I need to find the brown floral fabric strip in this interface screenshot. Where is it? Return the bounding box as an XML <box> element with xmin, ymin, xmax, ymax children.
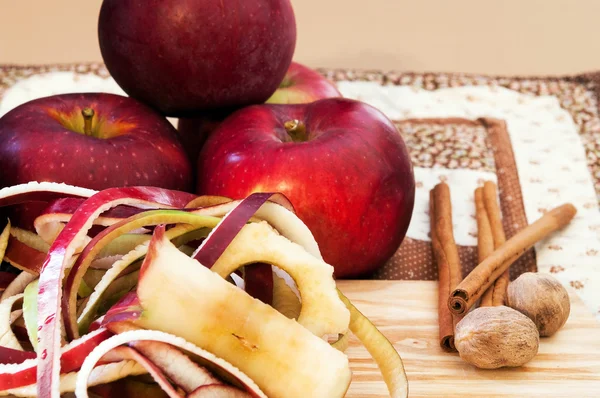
<box><xmin>373</xmin><ymin>117</ymin><xmax>536</xmax><ymax>281</ymax></box>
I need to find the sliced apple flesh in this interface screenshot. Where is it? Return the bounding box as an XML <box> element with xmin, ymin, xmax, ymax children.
<box><xmin>134</xmin><ymin>226</ymin><xmax>352</xmax><ymax>398</ymax></box>
<box><xmin>209</xmin><ymin>221</ymin><xmax>349</xmax><ymax>337</ymax></box>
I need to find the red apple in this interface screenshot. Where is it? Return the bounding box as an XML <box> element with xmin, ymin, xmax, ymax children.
<box><xmin>266</xmin><ymin>62</ymin><xmax>342</xmax><ymax>104</ymax></box>
<box><xmin>98</xmin><ymin>0</ymin><xmax>297</xmax><ymax>116</ymax></box>
<box><xmin>196</xmin><ymin>98</ymin><xmax>415</xmax><ymax>278</ymax></box>
<box><xmin>0</xmin><ymin>93</ymin><xmax>193</xmax><ymax>227</ymax></box>
<box><xmin>176</xmin><ymin>62</ymin><xmax>341</xmax><ymax>163</ymax></box>
<box><xmin>176</xmin><ymin>110</ymin><xmax>231</xmax><ymax>165</ymax></box>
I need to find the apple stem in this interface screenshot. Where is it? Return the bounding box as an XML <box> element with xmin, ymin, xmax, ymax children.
<box><xmin>283</xmin><ymin>120</ymin><xmax>306</xmax><ymax>142</ymax></box>
<box><xmin>82</xmin><ymin>108</ymin><xmax>95</xmax><ymax>136</ymax></box>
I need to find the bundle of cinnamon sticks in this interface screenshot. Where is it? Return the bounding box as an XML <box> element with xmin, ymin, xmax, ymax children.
<box><xmin>431</xmin><ymin>181</ymin><xmax>576</xmax><ymax>352</ymax></box>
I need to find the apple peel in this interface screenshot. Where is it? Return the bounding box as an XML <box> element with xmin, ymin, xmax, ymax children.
<box><xmin>10</xmin><ymin>226</ymin><xmax>50</xmax><ymax>254</ymax></box>
<box><xmin>188</xmin><ymin>384</ymin><xmax>252</xmax><ymax>398</ymax></box>
<box><xmin>64</xmin><ymin>210</ymin><xmax>221</xmax><ymax>339</ymax></box>
<box><xmin>74</xmin><ymin>330</ymin><xmax>266</xmax><ymax>398</ymax></box>
<box><xmin>0</xmin><ymin>182</ymin><xmax>96</xmax><ymax>209</ymax></box>
<box><xmin>3</xmin><ymin>238</ymin><xmax>46</xmax><ymax>275</ymax></box>
<box><xmin>0</xmin><ymin>294</ymin><xmax>24</xmax><ymax>350</ymax></box>
<box><xmin>191</xmin><ymin>193</ymin><xmax>320</xmax><ymax>262</ymax></box>
<box><xmin>331</xmin><ymin>333</ymin><xmax>350</xmax><ymax>353</ymax></box>
<box><xmin>192</xmin><ymin>193</ymin><xmax>292</xmax><ymax>267</ymax></box>
<box><xmin>1</xmin><ymin>273</ymin><xmax>37</xmax><ymax>303</ymax></box>
<box><xmin>271</xmin><ymin>273</ymin><xmax>301</xmax><ymax>320</ymax></box>
<box><xmin>108</xmin><ymin>322</ymin><xmax>223</xmax><ymax>393</ymax></box>
<box><xmin>0</xmin><ymin>274</ymin><xmax>17</xmax><ymax>292</ymax></box>
<box><xmin>242</xmin><ymin>264</ymin><xmax>273</xmax><ymax>305</ymax></box>
<box><xmin>34</xmin><ymin>186</ymin><xmax>196</xmax><ymax>398</ymax></box>
<box><xmin>0</xmin><ymin>221</ymin><xmax>10</xmax><ymax>264</ymax></box>
<box><xmin>22</xmin><ymin>281</ymin><xmax>38</xmax><ymax>350</ymax></box>
<box><xmin>34</xmin><ymin>199</ymin><xmax>146</xmax><ymax>246</ymax></box>
<box><xmin>0</xmin><ymin>328</ymin><xmax>113</xmax><ymax>392</ymax></box>
<box><xmin>185</xmin><ymin>195</ymin><xmax>233</xmax><ymax>209</ymax></box>
<box><xmin>1</xmin><ymin>359</ymin><xmax>147</xmax><ymax>397</ymax></box>
<box><xmin>0</xmin><ymin>347</ymin><xmax>36</xmax><ymax>365</ymax></box>
<box><xmin>4</xmin><ymin>226</ymin><xmax>50</xmax><ymax>275</ymax></box>
<box><xmin>107</xmin><ymin>346</ymin><xmax>181</xmax><ymax>398</ymax></box>
<box><xmin>97</xmin><ymin>234</ymin><xmax>151</xmax><ymax>258</ymax></box>
<box><xmin>338</xmin><ymin>291</ymin><xmax>409</xmax><ymax>398</ymax></box>
<box><xmin>77</xmin><ymin>224</ymin><xmax>207</xmax><ymax>335</ymax></box>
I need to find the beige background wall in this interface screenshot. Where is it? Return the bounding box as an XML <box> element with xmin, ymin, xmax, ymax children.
<box><xmin>1</xmin><ymin>0</ymin><xmax>599</xmax><ymax>75</ymax></box>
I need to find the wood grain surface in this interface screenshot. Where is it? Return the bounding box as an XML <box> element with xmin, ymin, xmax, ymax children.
<box><xmin>338</xmin><ymin>280</ymin><xmax>600</xmax><ymax>397</ymax></box>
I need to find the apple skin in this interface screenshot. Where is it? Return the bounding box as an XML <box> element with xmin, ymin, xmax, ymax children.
<box><xmin>177</xmin><ymin>62</ymin><xmax>341</xmax><ymax>163</ymax></box>
<box><xmin>196</xmin><ymin>98</ymin><xmax>415</xmax><ymax>278</ymax></box>
<box><xmin>0</xmin><ymin>93</ymin><xmax>193</xmax><ymax>227</ymax></box>
<box><xmin>176</xmin><ymin>110</ymin><xmax>232</xmax><ymax>165</ymax></box>
<box><xmin>98</xmin><ymin>0</ymin><xmax>297</xmax><ymax>116</ymax></box>
<box><xmin>266</xmin><ymin>62</ymin><xmax>342</xmax><ymax>104</ymax></box>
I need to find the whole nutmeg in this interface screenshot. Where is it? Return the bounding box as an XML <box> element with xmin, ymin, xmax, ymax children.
<box><xmin>454</xmin><ymin>306</ymin><xmax>539</xmax><ymax>369</ymax></box>
<box><xmin>507</xmin><ymin>272</ymin><xmax>570</xmax><ymax>337</ymax></box>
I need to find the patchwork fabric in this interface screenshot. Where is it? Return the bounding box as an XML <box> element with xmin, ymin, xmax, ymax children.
<box><xmin>378</xmin><ymin>118</ymin><xmax>535</xmax><ymax>281</ymax></box>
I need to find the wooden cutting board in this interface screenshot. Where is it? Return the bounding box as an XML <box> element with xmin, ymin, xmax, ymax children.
<box><xmin>338</xmin><ymin>280</ymin><xmax>600</xmax><ymax>397</ymax></box>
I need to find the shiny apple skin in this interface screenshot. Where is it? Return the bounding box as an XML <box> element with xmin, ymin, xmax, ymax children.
<box><xmin>177</xmin><ymin>62</ymin><xmax>341</xmax><ymax>164</ymax></box>
<box><xmin>0</xmin><ymin>93</ymin><xmax>193</xmax><ymax>227</ymax></box>
<box><xmin>98</xmin><ymin>0</ymin><xmax>297</xmax><ymax>116</ymax></box>
<box><xmin>266</xmin><ymin>62</ymin><xmax>342</xmax><ymax>104</ymax></box>
<box><xmin>197</xmin><ymin>98</ymin><xmax>415</xmax><ymax>278</ymax></box>
<box><xmin>176</xmin><ymin>110</ymin><xmax>232</xmax><ymax>165</ymax></box>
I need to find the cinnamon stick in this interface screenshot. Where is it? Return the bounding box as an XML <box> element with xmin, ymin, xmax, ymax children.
<box><xmin>448</xmin><ymin>203</ymin><xmax>577</xmax><ymax>316</ymax></box>
<box><xmin>430</xmin><ymin>183</ymin><xmax>463</xmax><ymax>351</ymax></box>
<box><xmin>479</xmin><ymin>182</ymin><xmax>509</xmax><ymax>307</ymax></box>
<box><xmin>474</xmin><ymin>187</ymin><xmax>495</xmax><ymax>307</ymax></box>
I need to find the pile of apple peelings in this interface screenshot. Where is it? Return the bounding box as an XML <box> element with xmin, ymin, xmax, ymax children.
<box><xmin>0</xmin><ymin>182</ymin><xmax>408</xmax><ymax>398</ymax></box>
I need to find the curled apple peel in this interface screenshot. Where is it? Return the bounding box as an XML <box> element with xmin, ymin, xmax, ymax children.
<box><xmin>0</xmin><ymin>294</ymin><xmax>24</xmax><ymax>351</ymax></box>
<box><xmin>76</xmin><ymin>223</ymin><xmax>208</xmax><ymax>336</ymax></box>
<box><xmin>339</xmin><ymin>292</ymin><xmax>409</xmax><ymax>398</ymax></box>
<box><xmin>63</xmin><ymin>210</ymin><xmax>222</xmax><ymax>340</ymax></box>
<box><xmin>271</xmin><ymin>272</ymin><xmax>301</xmax><ymax>320</ymax></box>
<box><xmin>0</xmin><ymin>183</ymin><xmax>409</xmax><ymax>397</ymax></box>
<box><xmin>1</xmin><ymin>273</ymin><xmax>37</xmax><ymax>303</ymax></box>
<box><xmin>0</xmin><ymin>222</ymin><xmax>11</xmax><ymax>265</ymax></box>
<box><xmin>74</xmin><ymin>329</ymin><xmax>265</xmax><ymax>398</ymax></box>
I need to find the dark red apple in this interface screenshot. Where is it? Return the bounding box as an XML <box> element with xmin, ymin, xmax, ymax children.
<box><xmin>196</xmin><ymin>98</ymin><xmax>415</xmax><ymax>278</ymax></box>
<box><xmin>176</xmin><ymin>110</ymin><xmax>232</xmax><ymax>165</ymax></box>
<box><xmin>176</xmin><ymin>62</ymin><xmax>341</xmax><ymax>163</ymax></box>
<box><xmin>98</xmin><ymin>0</ymin><xmax>297</xmax><ymax>116</ymax></box>
<box><xmin>0</xmin><ymin>93</ymin><xmax>193</xmax><ymax>227</ymax></box>
<box><xmin>266</xmin><ymin>62</ymin><xmax>342</xmax><ymax>104</ymax></box>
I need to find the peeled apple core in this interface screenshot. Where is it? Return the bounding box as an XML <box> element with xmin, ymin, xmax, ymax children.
<box><xmin>134</xmin><ymin>226</ymin><xmax>352</xmax><ymax>398</ymax></box>
<box><xmin>209</xmin><ymin>221</ymin><xmax>349</xmax><ymax>337</ymax></box>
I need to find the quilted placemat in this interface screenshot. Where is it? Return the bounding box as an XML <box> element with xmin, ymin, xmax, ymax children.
<box><xmin>375</xmin><ymin>117</ymin><xmax>536</xmax><ymax>281</ymax></box>
<box><xmin>1</xmin><ymin>64</ymin><xmax>599</xmax><ymax>318</ymax></box>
